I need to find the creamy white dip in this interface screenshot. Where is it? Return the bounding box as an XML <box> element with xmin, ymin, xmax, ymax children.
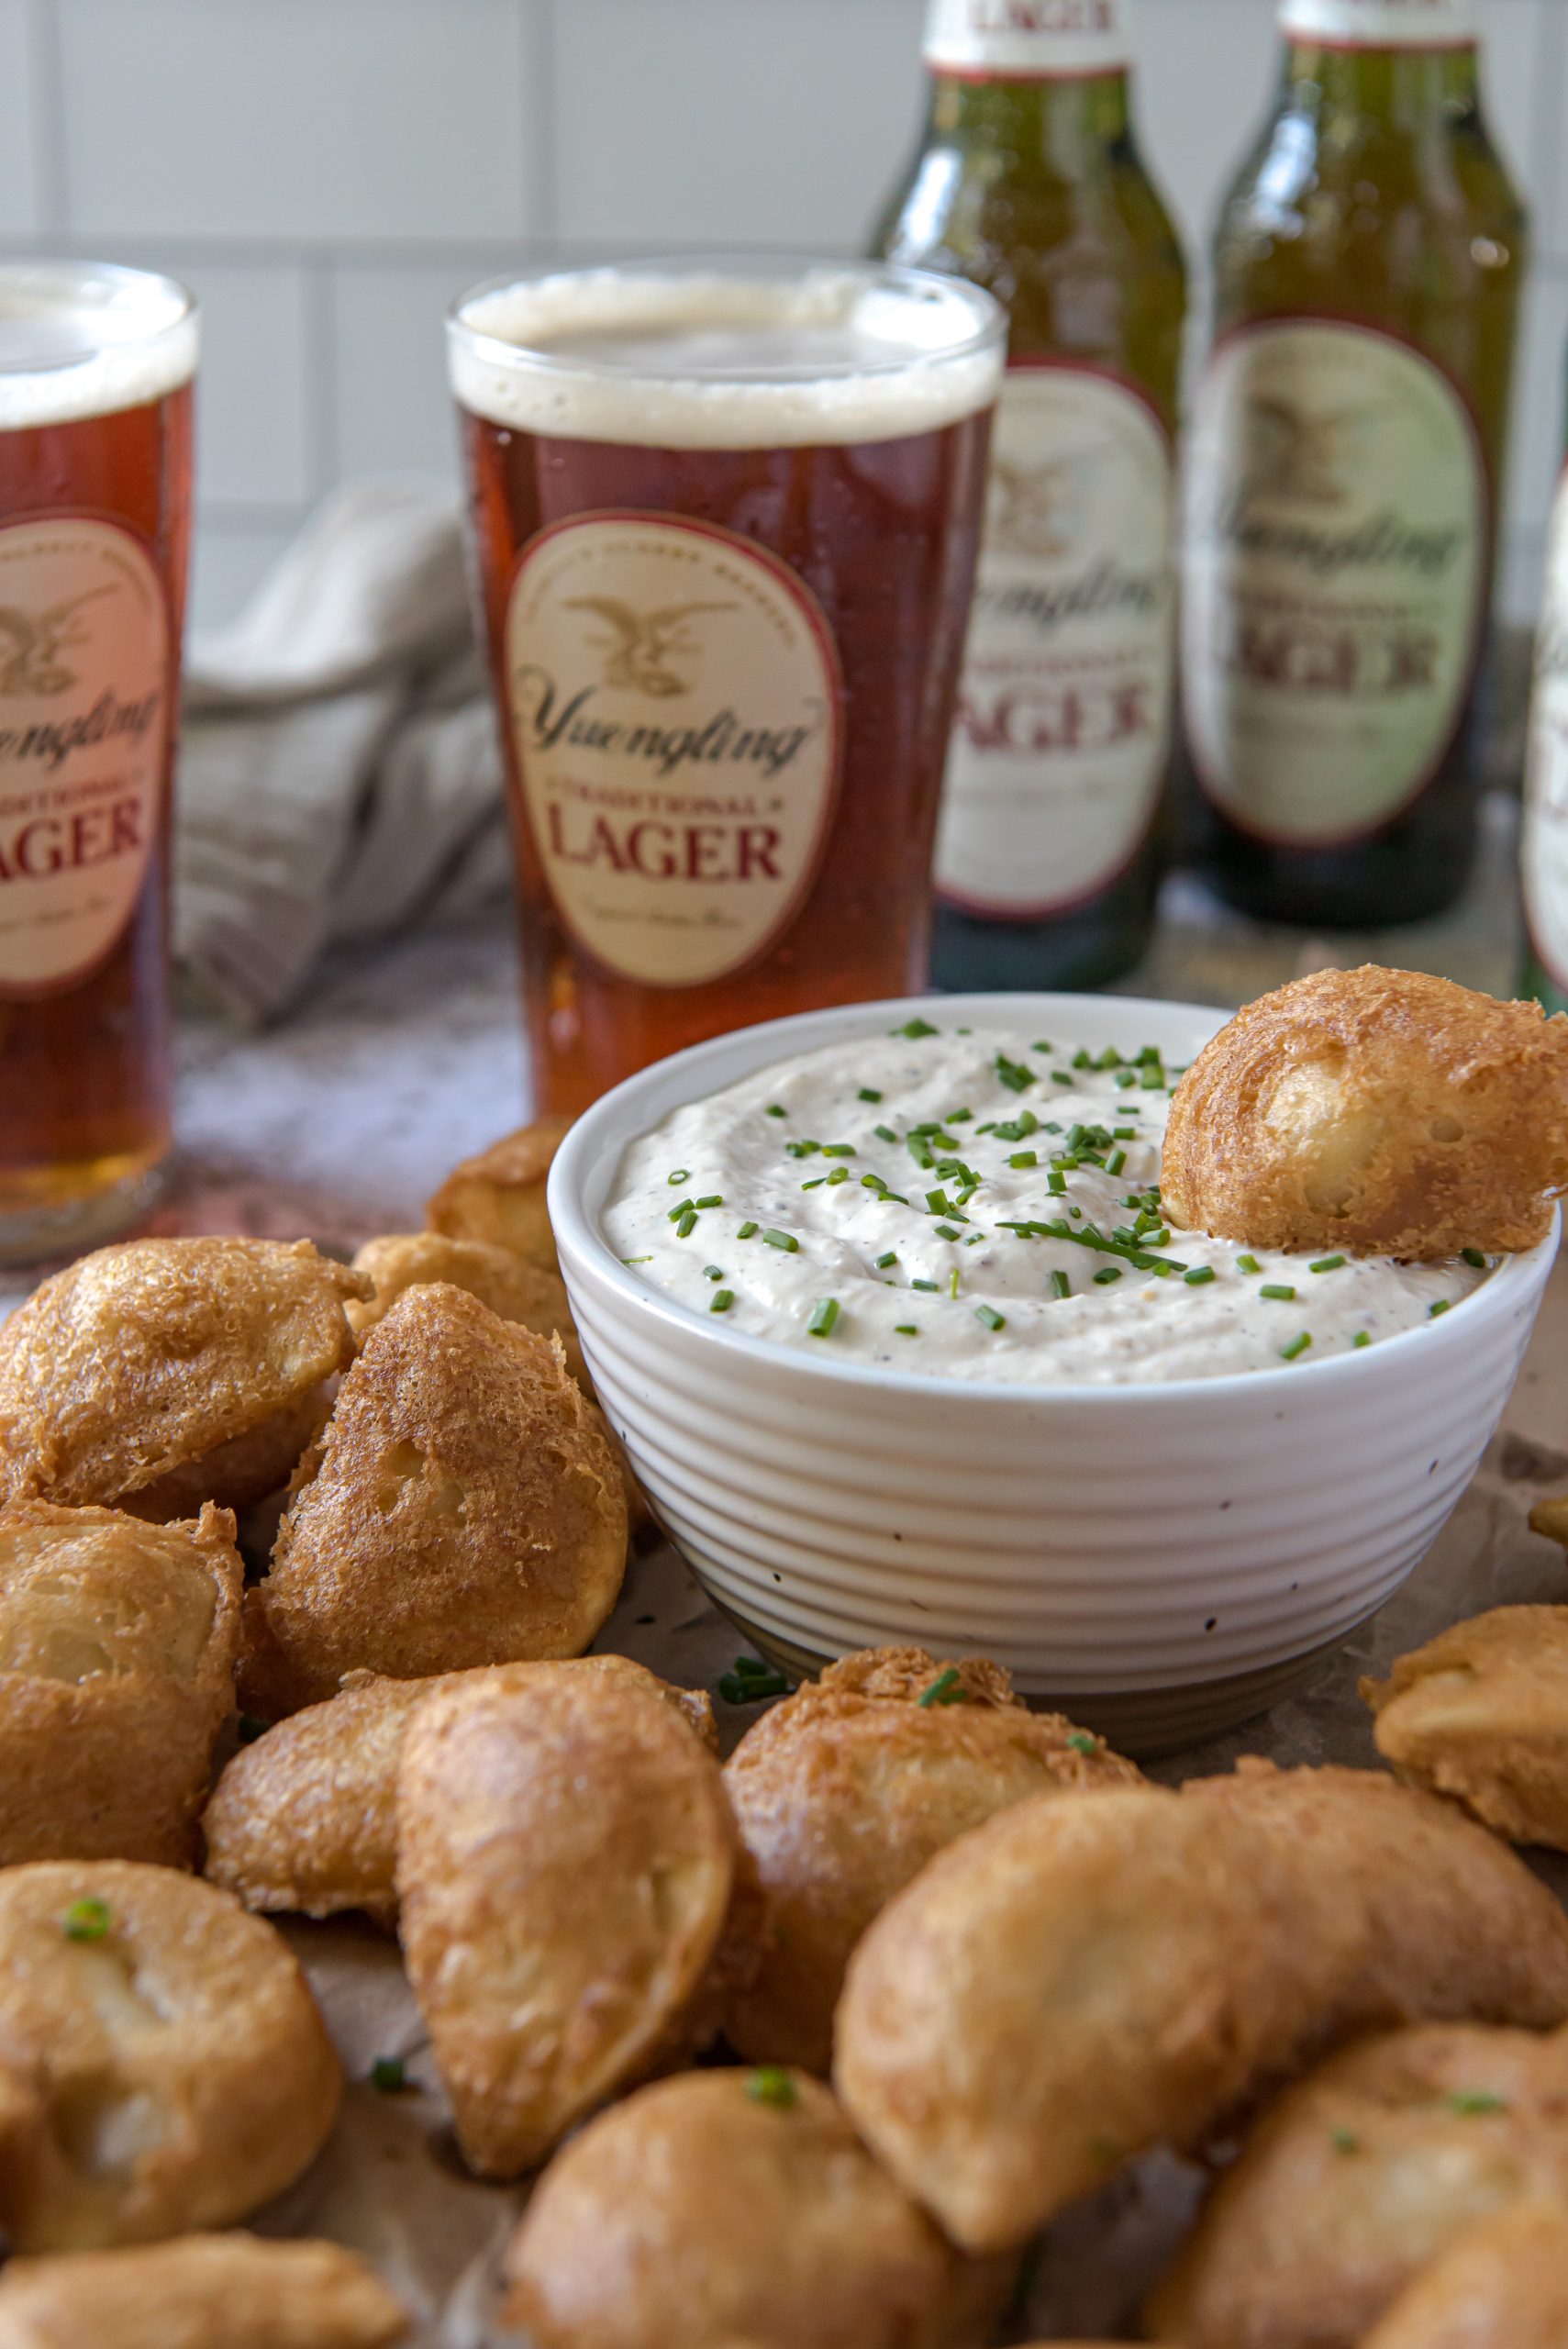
<box><xmin>602</xmin><ymin>1021</ymin><xmax>1486</xmax><ymax>1386</ymax></box>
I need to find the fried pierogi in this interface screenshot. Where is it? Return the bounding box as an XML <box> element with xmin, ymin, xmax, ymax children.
<box><xmin>0</xmin><ymin>1501</ymin><xmax>241</xmax><ymax>1868</ymax></box>
<box><xmin>239</xmin><ymin>1283</ymin><xmax>627</xmax><ymax>1716</ymax></box>
<box><xmin>396</xmin><ymin>1663</ymin><xmax>740</xmax><ymax>2177</ymax></box>
<box><xmin>1162</xmin><ymin>966</ymin><xmax>1568</xmax><ymax>1258</ymax></box>
<box><xmin>1145</xmin><ymin>2023</ymin><xmax>1568</xmax><ymax>2349</ymax></box>
<box><xmin>834</xmin><ymin>1765</ymin><xmax>1568</xmax><ymax>2252</ymax></box>
<box><xmin>0</xmin><ymin>2232</ymin><xmax>407</xmax><ymax>2348</ymax></box>
<box><xmin>723</xmin><ymin>1644</ymin><xmax>1138</xmax><ymax>2073</ymax></box>
<box><xmin>1529</xmin><ymin>1492</ymin><xmax>1568</xmax><ymax>1549</ymax></box>
<box><xmin>502</xmin><ymin>2068</ymin><xmax>1006</xmax><ymax>2349</ymax></box>
<box><xmin>347</xmin><ymin>1232</ymin><xmax>588</xmax><ymax>1389</ymax></box>
<box><xmin>203</xmin><ymin>1655</ymin><xmax>717</xmax><ymax>1924</ymax></box>
<box><xmin>0</xmin><ymin>1861</ymin><xmax>340</xmax><ymax>2251</ymax></box>
<box><xmin>0</xmin><ymin>1239</ymin><xmax>366</xmax><ymax>1516</ymax></box>
<box><xmin>1362</xmin><ymin>2198</ymin><xmax>1568</xmax><ymax>2349</ymax></box>
<box><xmin>1362</xmin><ymin>1606</ymin><xmax>1568</xmax><ymax>1850</ymax></box>
<box><xmin>425</xmin><ymin>1116</ymin><xmax>572</xmax><ymax>1268</ymax></box>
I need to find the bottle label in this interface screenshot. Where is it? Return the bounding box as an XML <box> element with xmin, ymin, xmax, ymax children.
<box><xmin>1278</xmin><ymin>0</ymin><xmax>1476</xmax><ymax>46</ymax></box>
<box><xmin>923</xmin><ymin>0</ymin><xmax>1129</xmax><ymax>78</ymax></box>
<box><xmin>936</xmin><ymin>364</ymin><xmax>1173</xmax><ymax>916</ymax></box>
<box><xmin>0</xmin><ymin>516</ymin><xmax>169</xmax><ymax>999</ymax></box>
<box><xmin>1522</xmin><ymin>471</ymin><xmax>1568</xmax><ymax>996</ymax></box>
<box><xmin>1183</xmin><ymin>319</ymin><xmax>1485</xmax><ymax>847</ymax></box>
<box><xmin>506</xmin><ymin>512</ymin><xmax>841</xmax><ymax>990</ymax></box>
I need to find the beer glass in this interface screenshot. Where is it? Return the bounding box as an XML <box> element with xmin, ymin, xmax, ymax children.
<box><xmin>0</xmin><ymin>262</ymin><xmax>196</xmax><ymax>1262</ymax></box>
<box><xmin>448</xmin><ymin>258</ymin><xmax>1004</xmax><ymax>1113</ymax></box>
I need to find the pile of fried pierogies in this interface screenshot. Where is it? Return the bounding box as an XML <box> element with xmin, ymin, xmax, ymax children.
<box><xmin>4</xmin><ymin>1102</ymin><xmax>1568</xmax><ymax>2348</ymax></box>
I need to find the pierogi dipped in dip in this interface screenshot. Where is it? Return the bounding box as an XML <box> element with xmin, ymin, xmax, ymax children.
<box><xmin>602</xmin><ymin>1017</ymin><xmax>1486</xmax><ymax>1386</ymax></box>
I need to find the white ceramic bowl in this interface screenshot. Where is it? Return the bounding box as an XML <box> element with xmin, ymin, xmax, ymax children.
<box><xmin>550</xmin><ymin>993</ymin><xmax>1558</xmax><ymax>1753</ymax></box>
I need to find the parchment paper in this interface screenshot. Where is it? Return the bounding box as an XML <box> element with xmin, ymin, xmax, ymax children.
<box><xmin>239</xmin><ymin>1423</ymin><xmax>1568</xmax><ymax>2348</ymax></box>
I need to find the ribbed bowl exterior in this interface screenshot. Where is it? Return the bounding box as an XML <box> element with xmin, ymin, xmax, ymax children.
<box><xmin>551</xmin><ymin>994</ymin><xmax>1557</xmax><ymax>1745</ymax></box>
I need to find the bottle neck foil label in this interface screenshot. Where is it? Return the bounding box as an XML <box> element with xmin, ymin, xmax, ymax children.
<box><xmin>1522</xmin><ymin>473</ymin><xmax>1568</xmax><ymax>997</ymax></box>
<box><xmin>1279</xmin><ymin>0</ymin><xmax>1476</xmax><ymax>48</ymax></box>
<box><xmin>1183</xmin><ymin>318</ymin><xmax>1486</xmax><ymax>848</ymax></box>
<box><xmin>935</xmin><ymin>362</ymin><xmax>1173</xmax><ymax>918</ymax></box>
<box><xmin>505</xmin><ymin>511</ymin><xmax>842</xmax><ymax>990</ymax></box>
<box><xmin>0</xmin><ymin>514</ymin><xmax>170</xmax><ymax>999</ymax></box>
<box><xmin>923</xmin><ymin>0</ymin><xmax>1129</xmax><ymax>78</ymax></box>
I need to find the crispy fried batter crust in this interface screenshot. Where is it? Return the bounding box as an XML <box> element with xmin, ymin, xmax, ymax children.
<box><xmin>348</xmin><ymin>1232</ymin><xmax>587</xmax><ymax>1388</ymax></box>
<box><xmin>1362</xmin><ymin>1606</ymin><xmax>1568</xmax><ymax>1850</ymax></box>
<box><xmin>502</xmin><ymin>2068</ymin><xmax>1007</xmax><ymax>2349</ymax></box>
<box><xmin>1162</xmin><ymin>967</ymin><xmax>1568</xmax><ymax>1258</ymax></box>
<box><xmin>1529</xmin><ymin>1493</ymin><xmax>1568</xmax><ymax>1548</ymax></box>
<box><xmin>0</xmin><ymin>1240</ymin><xmax>367</xmax><ymax>1510</ymax></box>
<box><xmin>0</xmin><ymin>1860</ymin><xmax>340</xmax><ymax>2252</ymax></box>
<box><xmin>203</xmin><ymin>1655</ymin><xmax>717</xmax><ymax>1923</ymax></box>
<box><xmin>1146</xmin><ymin>2024</ymin><xmax>1568</xmax><ymax>2349</ymax></box>
<box><xmin>834</xmin><ymin>1765</ymin><xmax>1568</xmax><ymax>2252</ymax></box>
<box><xmin>724</xmin><ymin>1644</ymin><xmax>1139</xmax><ymax>2073</ymax></box>
<box><xmin>1362</xmin><ymin>2199</ymin><xmax>1568</xmax><ymax>2349</ymax></box>
<box><xmin>396</xmin><ymin>1664</ymin><xmax>739</xmax><ymax>2176</ymax></box>
<box><xmin>425</xmin><ymin>1117</ymin><xmax>572</xmax><ymax>1268</ymax></box>
<box><xmin>0</xmin><ymin>2233</ymin><xmax>407</xmax><ymax>2349</ymax></box>
<box><xmin>238</xmin><ymin>1284</ymin><xmax>627</xmax><ymax>1716</ymax></box>
<box><xmin>0</xmin><ymin>1501</ymin><xmax>241</xmax><ymax>1868</ymax></box>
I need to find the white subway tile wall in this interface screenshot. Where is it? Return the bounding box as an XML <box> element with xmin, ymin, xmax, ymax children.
<box><xmin>0</xmin><ymin>0</ymin><xmax>1559</xmax><ymax>632</ymax></box>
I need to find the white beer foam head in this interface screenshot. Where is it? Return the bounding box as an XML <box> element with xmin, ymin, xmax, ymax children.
<box><xmin>0</xmin><ymin>262</ymin><xmax>197</xmax><ymax>431</ymax></box>
<box><xmin>449</xmin><ymin>265</ymin><xmax>1006</xmax><ymax>450</ymax></box>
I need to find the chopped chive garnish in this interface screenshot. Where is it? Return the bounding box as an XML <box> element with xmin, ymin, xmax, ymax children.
<box><xmin>1072</xmin><ymin>1048</ymin><xmax>1092</xmax><ymax>1069</ymax></box>
<box><xmin>666</xmin><ymin>1167</ymin><xmax>690</xmax><ymax>1186</ymax></box>
<box><xmin>1308</xmin><ymin>1254</ymin><xmax>1346</xmax><ymax>1274</ymax></box>
<box><xmin>858</xmin><ymin>1086</ymin><xmax>883</xmax><ymax>1103</ymax></box>
<box><xmin>1260</xmin><ymin>1283</ymin><xmax>1296</xmax><ymax>1302</ymax></box>
<box><xmin>1106</xmin><ymin>1149</ymin><xmax>1127</xmax><ymax>1176</ymax></box>
<box><xmin>1051</xmin><ymin>1070</ymin><xmax>1075</xmax><ymax>1086</ymax></box>
<box><xmin>1113</xmin><ymin>1125</ymin><xmax>1137</xmax><ymax>1140</ymax></box>
<box><xmin>710</xmin><ymin>1289</ymin><xmax>734</xmax><ymax>1313</ymax></box>
<box><xmin>895</xmin><ymin>1016</ymin><xmax>940</xmax><ymax>1039</ymax></box>
<box><xmin>765</xmin><ymin>1105</ymin><xmax>786</xmax><ymax>1118</ymax></box>
<box><xmin>947</xmin><ymin>1108</ymin><xmax>973</xmax><ymax>1123</ymax></box>
<box><xmin>1048</xmin><ymin>1171</ymin><xmax>1066</xmax><ymax>1195</ymax></box>
<box><xmin>1096</xmin><ymin>1045</ymin><xmax>1122</xmax><ymax>1068</ymax></box>
<box><xmin>1330</xmin><ymin>2126</ymin><xmax>1360</xmax><ymax>2155</ymax></box>
<box><xmin>1115</xmin><ymin>1069</ymin><xmax>1138</xmax><ymax>1089</ymax></box>
<box><xmin>806</xmin><ymin>1297</ymin><xmax>840</xmax><ymax>1338</ymax></box>
<box><xmin>1051</xmin><ymin>1269</ymin><xmax>1071</xmax><ymax>1299</ymax></box>
<box><xmin>1237</xmin><ymin>1253</ymin><xmax>1262</xmax><ymax>1275</ymax></box>
<box><xmin>784</xmin><ymin>1139</ymin><xmax>820</xmax><ymax>1159</ymax></box>
<box><xmin>874</xmin><ymin>1122</ymin><xmax>897</xmax><ymax>1144</ymax></box>
<box><xmin>826</xmin><ymin>1168</ymin><xmax>850</xmax><ymax>1186</ymax></box>
<box><xmin>1352</xmin><ymin>1330</ymin><xmax>1372</xmax><ymax>1349</ymax></box>
<box><xmin>875</xmin><ymin>1250</ymin><xmax>898</xmax><ymax>1269</ymax></box>
<box><xmin>1032</xmin><ymin>1040</ymin><xmax>1053</xmax><ymax>1053</ymax></box>
<box><xmin>1280</xmin><ymin>1331</ymin><xmax>1312</xmax><ymax>1361</ymax></box>
<box><xmin>949</xmin><ymin>1267</ymin><xmax>961</xmax><ymax>1297</ymax></box>
<box><xmin>1429</xmin><ymin>1297</ymin><xmax>1452</xmax><ymax>1318</ymax></box>
<box><xmin>974</xmin><ymin>1302</ymin><xmax>1006</xmax><ymax>1330</ymax></box>
<box><xmin>1444</xmin><ymin>2088</ymin><xmax>1508</xmax><ymax>2116</ymax></box>
<box><xmin>746</xmin><ymin>2065</ymin><xmax>799</xmax><ymax>2110</ymax></box>
<box><xmin>703</xmin><ymin>1264</ymin><xmax>723</xmax><ymax>1281</ymax></box>
<box><xmin>1184</xmin><ymin>1265</ymin><xmax>1217</xmax><ymax>1286</ymax></box>
<box><xmin>1093</xmin><ymin>1266</ymin><xmax>1122</xmax><ymax>1286</ymax></box>
<box><xmin>762</xmin><ymin>1229</ymin><xmax>798</xmax><ymax>1252</ymax></box>
<box><xmin>1009</xmin><ymin>1150</ymin><xmax>1038</xmax><ymax>1170</ymax></box>
<box><xmin>933</xmin><ymin>1223</ymin><xmax>962</xmax><ymax>1242</ymax></box>
<box><xmin>910</xmin><ymin>1277</ymin><xmax>938</xmax><ymax>1292</ymax></box>
<box><xmin>821</xmin><ymin>1142</ymin><xmax>855</xmax><ymax>1158</ymax></box>
<box><xmin>674</xmin><ymin>1209</ymin><xmax>698</xmax><ymax>1238</ymax></box>
<box><xmin>695</xmin><ymin>1194</ymin><xmax>723</xmax><ymax>1209</ymax></box>
<box><xmin>918</xmin><ymin>1666</ymin><xmax>964</xmax><ymax>1708</ymax></box>
<box><xmin>667</xmin><ymin>1198</ymin><xmax>693</xmax><ymax>1219</ymax></box>
<box><xmin>737</xmin><ymin>1220</ymin><xmax>759</xmax><ymax>1240</ymax></box>
<box><xmin>62</xmin><ymin>1897</ymin><xmax>110</xmax><ymax>1943</ymax></box>
<box><xmin>371</xmin><ymin>2056</ymin><xmax>407</xmax><ymax>2094</ymax></box>
<box><xmin>1462</xmin><ymin>1246</ymin><xmax>1486</xmax><ymax>1268</ymax></box>
<box><xmin>719</xmin><ymin>1666</ymin><xmax>789</xmax><ymax>1703</ymax></box>
<box><xmin>895</xmin><ymin>1323</ymin><xmax>918</xmax><ymax>1335</ymax></box>
<box><xmin>1066</xmin><ymin>1730</ymin><xmax>1097</xmax><ymax>1755</ymax></box>
<box><xmin>995</xmin><ymin>1052</ymin><xmax>1034</xmax><ymax>1094</ymax></box>
<box><xmin>926</xmin><ymin>1187</ymin><xmax>949</xmax><ymax>1215</ymax></box>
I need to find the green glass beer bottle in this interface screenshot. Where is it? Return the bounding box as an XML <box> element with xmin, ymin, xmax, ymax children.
<box><xmin>1520</xmin><ymin>364</ymin><xmax>1568</xmax><ymax>1016</ymax></box>
<box><xmin>1184</xmin><ymin>0</ymin><xmax>1528</xmax><ymax>929</ymax></box>
<box><xmin>873</xmin><ymin>0</ymin><xmax>1186</xmax><ymax>990</ymax></box>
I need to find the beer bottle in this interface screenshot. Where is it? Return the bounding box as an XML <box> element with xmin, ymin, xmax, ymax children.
<box><xmin>1520</xmin><ymin>361</ymin><xmax>1568</xmax><ymax>1016</ymax></box>
<box><xmin>873</xmin><ymin>0</ymin><xmax>1186</xmax><ymax>991</ymax></box>
<box><xmin>1185</xmin><ymin>0</ymin><xmax>1528</xmax><ymax>928</ymax></box>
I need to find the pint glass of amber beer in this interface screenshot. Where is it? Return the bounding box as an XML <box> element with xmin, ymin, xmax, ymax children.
<box><xmin>0</xmin><ymin>262</ymin><xmax>196</xmax><ymax>1261</ymax></box>
<box><xmin>448</xmin><ymin>259</ymin><xmax>1003</xmax><ymax>1112</ymax></box>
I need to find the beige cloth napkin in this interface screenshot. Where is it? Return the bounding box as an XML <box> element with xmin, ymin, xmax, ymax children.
<box><xmin>176</xmin><ymin>479</ymin><xmax>512</xmax><ymax>1024</ymax></box>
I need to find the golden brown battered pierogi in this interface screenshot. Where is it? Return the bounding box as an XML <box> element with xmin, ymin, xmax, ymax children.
<box><xmin>238</xmin><ymin>1282</ymin><xmax>627</xmax><ymax>1716</ymax></box>
<box><xmin>425</xmin><ymin>1115</ymin><xmax>572</xmax><ymax>1267</ymax></box>
<box><xmin>834</xmin><ymin>1765</ymin><xmax>1568</xmax><ymax>2252</ymax></box>
<box><xmin>722</xmin><ymin>1645</ymin><xmax>1137</xmax><ymax>2073</ymax></box>
<box><xmin>347</xmin><ymin>1230</ymin><xmax>588</xmax><ymax>1388</ymax></box>
<box><xmin>0</xmin><ymin>1500</ymin><xmax>241</xmax><ymax>1867</ymax></box>
<box><xmin>1362</xmin><ymin>2199</ymin><xmax>1568</xmax><ymax>2349</ymax></box>
<box><xmin>0</xmin><ymin>1861</ymin><xmax>340</xmax><ymax>2252</ymax></box>
<box><xmin>203</xmin><ymin>1654</ymin><xmax>716</xmax><ymax>1924</ymax></box>
<box><xmin>1162</xmin><ymin>966</ymin><xmax>1568</xmax><ymax>1259</ymax></box>
<box><xmin>1363</xmin><ymin>1606</ymin><xmax>1568</xmax><ymax>1850</ymax></box>
<box><xmin>1145</xmin><ymin>2022</ymin><xmax>1568</xmax><ymax>2349</ymax></box>
<box><xmin>395</xmin><ymin>1663</ymin><xmax>742</xmax><ymax>2176</ymax></box>
<box><xmin>502</xmin><ymin>2068</ymin><xmax>1007</xmax><ymax>2349</ymax></box>
<box><xmin>0</xmin><ymin>2233</ymin><xmax>408</xmax><ymax>2349</ymax></box>
<box><xmin>0</xmin><ymin>1238</ymin><xmax>366</xmax><ymax>1517</ymax></box>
